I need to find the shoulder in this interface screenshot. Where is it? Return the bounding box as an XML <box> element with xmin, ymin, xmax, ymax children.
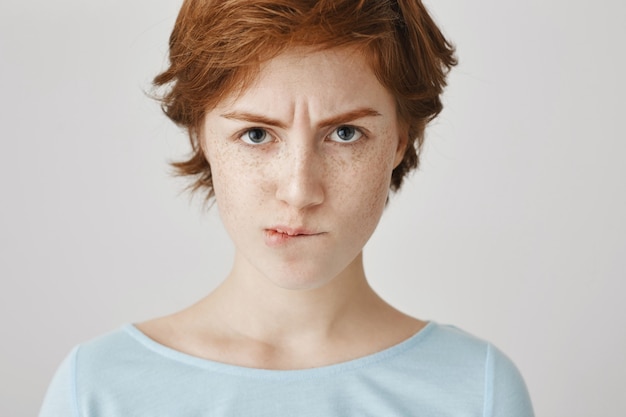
<box><xmin>73</xmin><ymin>324</ymin><xmax>183</xmax><ymax>384</ymax></box>
<box><xmin>404</xmin><ymin>322</ymin><xmax>494</xmax><ymax>372</ymax></box>
<box><xmin>416</xmin><ymin>323</ymin><xmax>535</xmax><ymax>417</ymax></box>
<box><xmin>40</xmin><ymin>325</ymin><xmax>190</xmax><ymax>417</ymax></box>
<box><xmin>67</xmin><ymin>327</ymin><xmax>163</xmax><ymax>384</ymax></box>
<box><xmin>39</xmin><ymin>327</ymin><xmax>139</xmax><ymax>417</ymax></box>
<box><xmin>77</xmin><ymin>325</ymin><xmax>147</xmax><ymax>362</ymax></box>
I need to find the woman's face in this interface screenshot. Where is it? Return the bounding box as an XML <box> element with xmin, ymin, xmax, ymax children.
<box><xmin>201</xmin><ymin>47</ymin><xmax>406</xmax><ymax>290</ymax></box>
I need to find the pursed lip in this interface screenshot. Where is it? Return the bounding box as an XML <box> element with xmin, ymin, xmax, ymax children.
<box><xmin>265</xmin><ymin>225</ymin><xmax>321</xmax><ymax>236</ymax></box>
<box><xmin>263</xmin><ymin>225</ymin><xmax>324</xmax><ymax>246</ymax></box>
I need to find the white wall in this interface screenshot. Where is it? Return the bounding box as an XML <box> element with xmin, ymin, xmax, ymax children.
<box><xmin>1</xmin><ymin>1</ymin><xmax>624</xmax><ymax>416</ymax></box>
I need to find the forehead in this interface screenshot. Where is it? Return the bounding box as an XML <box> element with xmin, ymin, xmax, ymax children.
<box><xmin>213</xmin><ymin>47</ymin><xmax>396</xmax><ymax>119</ymax></box>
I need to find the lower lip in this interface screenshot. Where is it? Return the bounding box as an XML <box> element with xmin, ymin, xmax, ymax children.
<box><xmin>264</xmin><ymin>230</ymin><xmax>322</xmax><ymax>247</ymax></box>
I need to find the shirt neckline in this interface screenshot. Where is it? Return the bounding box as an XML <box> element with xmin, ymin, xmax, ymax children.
<box><xmin>123</xmin><ymin>321</ymin><xmax>436</xmax><ymax>380</ymax></box>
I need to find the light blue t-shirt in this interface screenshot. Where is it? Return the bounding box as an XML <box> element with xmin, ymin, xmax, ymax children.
<box><xmin>39</xmin><ymin>322</ymin><xmax>534</xmax><ymax>416</ymax></box>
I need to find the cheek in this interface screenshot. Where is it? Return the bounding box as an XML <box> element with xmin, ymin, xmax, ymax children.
<box><xmin>335</xmin><ymin>144</ymin><xmax>396</xmax><ymax>228</ymax></box>
<box><xmin>206</xmin><ymin>143</ymin><xmax>254</xmax><ymax>212</ymax></box>
<box><xmin>355</xmin><ymin>167</ymin><xmax>390</xmax><ymax>218</ymax></box>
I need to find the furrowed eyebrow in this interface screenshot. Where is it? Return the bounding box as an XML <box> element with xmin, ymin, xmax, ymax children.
<box><xmin>219</xmin><ymin>107</ymin><xmax>381</xmax><ymax>129</ymax></box>
<box><xmin>220</xmin><ymin>112</ymin><xmax>287</xmax><ymax>129</ymax></box>
<box><xmin>318</xmin><ymin>108</ymin><xmax>381</xmax><ymax>128</ymax></box>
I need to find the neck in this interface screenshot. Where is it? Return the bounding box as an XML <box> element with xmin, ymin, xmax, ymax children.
<box><xmin>140</xmin><ymin>251</ymin><xmax>424</xmax><ymax>369</ymax></box>
<box><xmin>197</xmin><ymin>252</ymin><xmax>387</xmax><ymax>343</ymax></box>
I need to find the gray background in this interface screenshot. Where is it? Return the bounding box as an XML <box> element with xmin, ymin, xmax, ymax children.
<box><xmin>1</xmin><ymin>1</ymin><xmax>625</xmax><ymax>416</ymax></box>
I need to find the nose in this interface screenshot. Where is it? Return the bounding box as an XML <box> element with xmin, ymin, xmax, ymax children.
<box><xmin>275</xmin><ymin>141</ymin><xmax>325</xmax><ymax>209</ymax></box>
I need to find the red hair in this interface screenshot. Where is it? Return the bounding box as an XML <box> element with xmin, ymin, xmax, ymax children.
<box><xmin>154</xmin><ymin>0</ymin><xmax>457</xmax><ymax>200</ymax></box>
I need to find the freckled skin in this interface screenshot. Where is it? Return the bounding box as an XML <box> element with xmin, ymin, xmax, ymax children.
<box><xmin>202</xmin><ymin>47</ymin><xmax>406</xmax><ymax>291</ymax></box>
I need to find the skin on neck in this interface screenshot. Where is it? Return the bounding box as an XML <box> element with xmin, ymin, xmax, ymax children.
<box><xmin>138</xmin><ymin>251</ymin><xmax>424</xmax><ymax>370</ymax></box>
<box><xmin>206</xmin><ymin>251</ymin><xmax>384</xmax><ymax>342</ymax></box>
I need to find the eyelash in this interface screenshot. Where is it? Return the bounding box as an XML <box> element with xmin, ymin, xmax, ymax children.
<box><xmin>236</xmin><ymin>125</ymin><xmax>368</xmax><ymax>146</ymax></box>
<box><xmin>239</xmin><ymin>128</ymin><xmax>271</xmax><ymax>145</ymax></box>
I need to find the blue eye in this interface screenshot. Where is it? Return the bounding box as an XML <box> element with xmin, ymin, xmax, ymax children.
<box><xmin>329</xmin><ymin>125</ymin><xmax>363</xmax><ymax>143</ymax></box>
<box><xmin>240</xmin><ymin>128</ymin><xmax>270</xmax><ymax>144</ymax></box>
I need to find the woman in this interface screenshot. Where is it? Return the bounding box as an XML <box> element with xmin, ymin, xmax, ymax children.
<box><xmin>40</xmin><ymin>0</ymin><xmax>534</xmax><ymax>415</ymax></box>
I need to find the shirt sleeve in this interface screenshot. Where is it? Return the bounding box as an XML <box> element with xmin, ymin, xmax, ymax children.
<box><xmin>484</xmin><ymin>343</ymin><xmax>534</xmax><ymax>417</ymax></box>
<box><xmin>38</xmin><ymin>346</ymin><xmax>80</xmax><ymax>417</ymax></box>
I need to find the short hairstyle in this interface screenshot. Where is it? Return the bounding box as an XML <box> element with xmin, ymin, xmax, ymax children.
<box><xmin>154</xmin><ymin>0</ymin><xmax>457</xmax><ymax>201</ymax></box>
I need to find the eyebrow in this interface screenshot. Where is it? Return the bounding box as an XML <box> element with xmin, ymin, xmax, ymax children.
<box><xmin>219</xmin><ymin>107</ymin><xmax>382</xmax><ymax>129</ymax></box>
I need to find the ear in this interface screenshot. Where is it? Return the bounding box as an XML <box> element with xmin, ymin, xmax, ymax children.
<box><xmin>393</xmin><ymin>131</ymin><xmax>409</xmax><ymax>169</ymax></box>
<box><xmin>194</xmin><ymin>124</ymin><xmax>208</xmax><ymax>154</ymax></box>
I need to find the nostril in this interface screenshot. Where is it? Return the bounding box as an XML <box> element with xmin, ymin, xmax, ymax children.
<box><xmin>275</xmin><ymin>169</ymin><xmax>324</xmax><ymax>209</ymax></box>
